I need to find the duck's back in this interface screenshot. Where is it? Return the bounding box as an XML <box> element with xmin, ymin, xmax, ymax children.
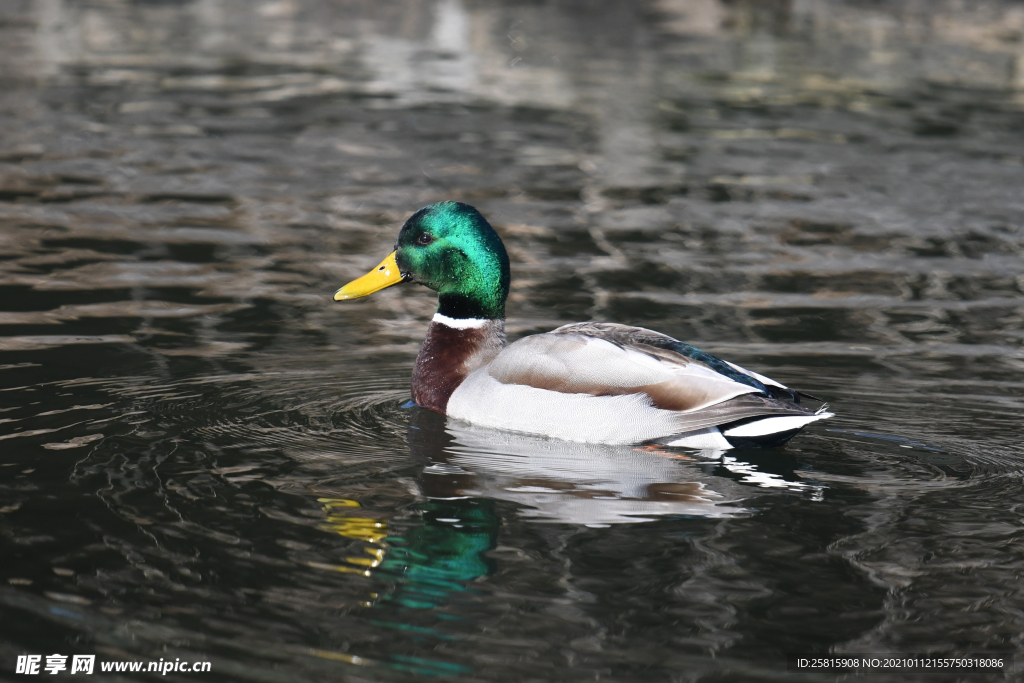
<box><xmin>445</xmin><ymin>323</ymin><xmax>830</xmax><ymax>446</ymax></box>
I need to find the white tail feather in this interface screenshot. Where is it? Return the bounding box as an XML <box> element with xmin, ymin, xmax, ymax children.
<box><xmin>723</xmin><ymin>413</ymin><xmax>833</xmax><ymax>438</ymax></box>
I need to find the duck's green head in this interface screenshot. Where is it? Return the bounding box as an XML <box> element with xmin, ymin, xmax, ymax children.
<box><xmin>334</xmin><ymin>202</ymin><xmax>510</xmax><ymax>320</ymax></box>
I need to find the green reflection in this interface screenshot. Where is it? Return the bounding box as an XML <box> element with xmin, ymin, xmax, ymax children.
<box><xmin>312</xmin><ymin>411</ymin><xmax>499</xmax><ymax>676</ymax></box>
<box><xmin>379</xmin><ymin>498</ymin><xmax>498</xmax><ymax>610</ymax></box>
<box><xmin>315</xmin><ymin>495</ymin><xmax>498</xmax><ymax>608</ymax></box>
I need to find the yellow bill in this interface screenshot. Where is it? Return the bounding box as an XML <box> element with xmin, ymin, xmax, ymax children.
<box><xmin>334</xmin><ymin>251</ymin><xmax>405</xmax><ymax>301</ymax></box>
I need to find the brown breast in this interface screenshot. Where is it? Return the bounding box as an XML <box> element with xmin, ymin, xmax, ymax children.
<box><xmin>411</xmin><ymin>319</ymin><xmax>505</xmax><ymax>414</ymax></box>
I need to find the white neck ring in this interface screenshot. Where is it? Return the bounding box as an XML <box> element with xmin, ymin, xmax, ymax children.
<box><xmin>432</xmin><ymin>312</ymin><xmax>489</xmax><ymax>330</ymax></box>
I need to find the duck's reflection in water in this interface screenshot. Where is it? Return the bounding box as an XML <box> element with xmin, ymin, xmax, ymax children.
<box><xmin>407</xmin><ymin>408</ymin><xmax>823</xmax><ymax>526</ymax></box>
<box><xmin>311</xmin><ymin>409</ymin><xmax>822</xmax><ymax>671</ymax></box>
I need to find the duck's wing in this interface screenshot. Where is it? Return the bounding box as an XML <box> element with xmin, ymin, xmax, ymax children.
<box><xmin>446</xmin><ymin>324</ymin><xmax>822</xmax><ymax>444</ymax></box>
<box><xmin>485</xmin><ymin>331</ymin><xmax>763</xmax><ymax>412</ymax></box>
<box><xmin>552</xmin><ymin>322</ymin><xmax>804</xmax><ymax>401</ymax></box>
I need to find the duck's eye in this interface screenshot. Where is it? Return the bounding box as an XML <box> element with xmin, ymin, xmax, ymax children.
<box><xmin>417</xmin><ymin>233</ymin><xmax>433</xmax><ymax>246</ymax></box>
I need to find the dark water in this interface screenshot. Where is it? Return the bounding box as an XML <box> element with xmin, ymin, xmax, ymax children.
<box><xmin>1</xmin><ymin>0</ymin><xmax>1023</xmax><ymax>680</ymax></box>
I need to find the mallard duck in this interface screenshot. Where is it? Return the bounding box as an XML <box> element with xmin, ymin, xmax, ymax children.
<box><xmin>335</xmin><ymin>201</ymin><xmax>832</xmax><ymax>449</ymax></box>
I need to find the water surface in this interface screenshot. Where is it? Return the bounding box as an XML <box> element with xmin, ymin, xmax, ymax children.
<box><xmin>1</xmin><ymin>0</ymin><xmax>1023</xmax><ymax>680</ymax></box>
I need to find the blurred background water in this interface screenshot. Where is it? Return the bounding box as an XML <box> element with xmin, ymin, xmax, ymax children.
<box><xmin>1</xmin><ymin>0</ymin><xmax>1023</xmax><ymax>680</ymax></box>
